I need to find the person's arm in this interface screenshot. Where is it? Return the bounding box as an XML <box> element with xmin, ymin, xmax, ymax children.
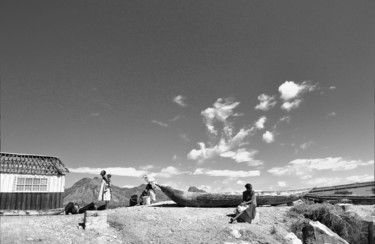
<box><xmin>243</xmin><ymin>192</ymin><xmax>256</xmax><ymax>205</ymax></box>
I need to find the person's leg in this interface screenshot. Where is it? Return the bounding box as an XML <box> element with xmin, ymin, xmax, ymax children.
<box><xmin>229</xmin><ymin>211</ymin><xmax>245</xmax><ymax>223</ymax></box>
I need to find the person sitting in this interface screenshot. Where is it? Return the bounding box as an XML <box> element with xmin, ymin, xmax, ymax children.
<box><xmin>229</xmin><ymin>183</ymin><xmax>257</xmax><ymax>224</ymax></box>
<box><xmin>65</xmin><ymin>202</ymin><xmax>79</xmax><ymax>215</ymax></box>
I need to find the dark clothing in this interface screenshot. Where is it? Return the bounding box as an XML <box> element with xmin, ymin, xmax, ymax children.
<box><xmin>238</xmin><ymin>190</ymin><xmax>257</xmax><ymax>223</ymax></box>
<box><xmin>243</xmin><ymin>190</ymin><xmax>254</xmax><ymax>202</ymax></box>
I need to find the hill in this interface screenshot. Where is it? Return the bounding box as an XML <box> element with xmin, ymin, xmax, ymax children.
<box><xmin>187</xmin><ymin>186</ymin><xmax>206</xmax><ymax>193</ymax></box>
<box><xmin>63</xmin><ymin>177</ymin><xmax>170</xmax><ymax>208</ymax></box>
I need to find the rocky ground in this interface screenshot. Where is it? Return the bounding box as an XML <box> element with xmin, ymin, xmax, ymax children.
<box><xmin>1</xmin><ymin>202</ymin><xmax>373</xmax><ymax>244</ymax></box>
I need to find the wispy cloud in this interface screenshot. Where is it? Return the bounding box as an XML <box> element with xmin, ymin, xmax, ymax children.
<box><xmin>170</xmin><ymin>115</ymin><xmax>182</xmax><ymax>122</ymax></box>
<box><xmin>89</xmin><ymin>112</ymin><xmax>100</xmax><ymax>117</ymax></box>
<box><xmin>151</xmin><ymin>120</ymin><xmax>168</xmax><ymax>127</ymax></box>
<box><xmin>280</xmin><ymin>99</ymin><xmax>302</xmax><ymax>111</ymax></box>
<box><xmin>173</xmin><ymin>95</ymin><xmax>187</xmax><ymax>107</ymax></box>
<box><xmin>255</xmin><ymin>116</ymin><xmax>267</xmax><ymax>130</ymax></box>
<box><xmin>327</xmin><ymin>112</ymin><xmax>337</xmax><ymax>117</ymax></box>
<box><xmin>278</xmin><ymin>81</ymin><xmax>317</xmax><ymax>111</ymax></box>
<box><xmin>300</xmin><ymin>141</ymin><xmax>314</xmax><ymax>150</ymax></box>
<box><xmin>277</xmin><ymin>181</ymin><xmax>287</xmax><ymax>187</ymax></box>
<box><xmin>329</xmin><ymin>86</ymin><xmax>336</xmax><ymax>90</ymax></box>
<box><xmin>187</xmin><ymin>128</ymin><xmax>255</xmax><ymax>163</ymax></box>
<box><xmin>139</xmin><ymin>165</ymin><xmax>155</xmax><ymax>171</ymax></box>
<box><xmin>268</xmin><ymin>158</ymin><xmax>374</xmax><ymax>179</ymax></box>
<box><xmin>69</xmin><ymin>167</ymin><xmax>147</xmax><ymax>177</ymax></box>
<box><xmin>254</xmin><ymin>94</ymin><xmax>277</xmax><ymax>111</ymax></box>
<box><xmin>153</xmin><ymin>166</ymin><xmax>184</xmax><ymax>178</ymax></box>
<box><xmin>201</xmin><ymin>98</ymin><xmax>240</xmax><ymax>135</ymax></box>
<box><xmin>179</xmin><ymin>133</ymin><xmax>190</xmax><ymax>142</ymax></box>
<box><xmin>193</xmin><ymin>168</ymin><xmax>260</xmax><ymax>178</ymax></box>
<box><xmin>188</xmin><ymin>98</ymin><xmax>263</xmax><ymax>164</ymax></box>
<box><xmin>220</xmin><ymin>148</ymin><xmax>263</xmax><ymax>166</ymax></box>
<box><xmin>262</xmin><ymin>131</ymin><xmax>274</xmax><ymax>143</ymax></box>
<box><xmin>122</xmin><ymin>185</ymin><xmax>135</xmax><ymax>188</ymax></box>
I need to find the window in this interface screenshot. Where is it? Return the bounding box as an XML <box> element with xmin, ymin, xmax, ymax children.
<box><xmin>16</xmin><ymin>177</ymin><xmax>48</xmax><ymax>192</ymax></box>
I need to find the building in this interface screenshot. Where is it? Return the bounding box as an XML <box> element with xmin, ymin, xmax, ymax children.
<box><xmin>0</xmin><ymin>152</ymin><xmax>69</xmax><ymax>210</ymax></box>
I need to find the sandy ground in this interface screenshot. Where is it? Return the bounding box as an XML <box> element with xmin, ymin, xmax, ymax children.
<box><xmin>1</xmin><ymin>202</ymin><xmax>373</xmax><ymax>244</ymax></box>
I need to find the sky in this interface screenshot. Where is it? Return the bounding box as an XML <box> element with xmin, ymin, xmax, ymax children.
<box><xmin>1</xmin><ymin>0</ymin><xmax>374</xmax><ymax>192</ymax></box>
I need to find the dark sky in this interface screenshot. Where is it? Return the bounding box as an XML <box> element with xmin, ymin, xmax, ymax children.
<box><xmin>1</xmin><ymin>0</ymin><xmax>374</xmax><ymax>191</ymax></box>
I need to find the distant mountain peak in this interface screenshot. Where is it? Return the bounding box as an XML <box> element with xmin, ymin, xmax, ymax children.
<box><xmin>187</xmin><ymin>186</ymin><xmax>206</xmax><ymax>193</ymax></box>
<box><xmin>64</xmin><ymin>178</ymin><xmax>170</xmax><ymax>207</ymax></box>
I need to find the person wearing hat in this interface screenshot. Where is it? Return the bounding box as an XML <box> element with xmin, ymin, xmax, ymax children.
<box><xmin>229</xmin><ymin>183</ymin><xmax>257</xmax><ymax>223</ymax></box>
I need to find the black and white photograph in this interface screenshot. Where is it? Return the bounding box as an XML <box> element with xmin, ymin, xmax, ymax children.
<box><xmin>1</xmin><ymin>0</ymin><xmax>374</xmax><ymax>243</ymax></box>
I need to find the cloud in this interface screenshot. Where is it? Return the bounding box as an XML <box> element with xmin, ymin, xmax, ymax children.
<box><xmin>300</xmin><ymin>141</ymin><xmax>314</xmax><ymax>150</ymax></box>
<box><xmin>122</xmin><ymin>185</ymin><xmax>135</xmax><ymax>188</ymax></box>
<box><xmin>236</xmin><ymin>180</ymin><xmax>246</xmax><ymax>185</ymax></box>
<box><xmin>279</xmin><ymin>81</ymin><xmax>317</xmax><ymax>101</ymax></box>
<box><xmin>327</xmin><ymin>112</ymin><xmax>337</xmax><ymax>117</ymax></box>
<box><xmin>268</xmin><ymin>158</ymin><xmax>374</xmax><ymax>179</ymax></box>
<box><xmin>329</xmin><ymin>86</ymin><xmax>336</xmax><ymax>90</ymax></box>
<box><xmin>89</xmin><ymin>112</ymin><xmax>100</xmax><ymax>117</ymax></box>
<box><xmin>154</xmin><ymin>166</ymin><xmax>183</xmax><ymax>178</ymax></box>
<box><xmin>69</xmin><ymin>167</ymin><xmax>147</xmax><ymax>177</ymax></box>
<box><xmin>220</xmin><ymin>148</ymin><xmax>263</xmax><ymax>166</ymax></box>
<box><xmin>278</xmin><ymin>81</ymin><xmax>317</xmax><ymax>111</ymax></box>
<box><xmin>170</xmin><ymin>115</ymin><xmax>182</xmax><ymax>122</ymax></box>
<box><xmin>277</xmin><ymin>181</ymin><xmax>287</xmax><ymax>187</ymax></box>
<box><xmin>201</xmin><ymin>98</ymin><xmax>240</xmax><ymax>135</ymax></box>
<box><xmin>193</xmin><ymin>168</ymin><xmax>260</xmax><ymax>178</ymax></box>
<box><xmin>187</xmin><ymin>128</ymin><xmax>254</xmax><ymax>163</ymax></box>
<box><xmin>262</xmin><ymin>131</ymin><xmax>274</xmax><ymax>143</ymax></box>
<box><xmin>281</xmin><ymin>99</ymin><xmax>302</xmax><ymax>111</ymax></box>
<box><xmin>255</xmin><ymin>94</ymin><xmax>277</xmax><ymax>111</ymax></box>
<box><xmin>188</xmin><ymin>97</ymin><xmax>262</xmax><ymax>164</ymax></box>
<box><xmin>151</xmin><ymin>120</ymin><xmax>168</xmax><ymax>127</ymax></box>
<box><xmin>173</xmin><ymin>95</ymin><xmax>187</xmax><ymax>107</ymax></box>
<box><xmin>255</xmin><ymin>116</ymin><xmax>267</xmax><ymax>129</ymax></box>
<box><xmin>139</xmin><ymin>165</ymin><xmax>155</xmax><ymax>171</ymax></box>
<box><xmin>179</xmin><ymin>133</ymin><xmax>190</xmax><ymax>142</ymax></box>
<box><xmin>346</xmin><ymin>174</ymin><xmax>374</xmax><ymax>182</ymax></box>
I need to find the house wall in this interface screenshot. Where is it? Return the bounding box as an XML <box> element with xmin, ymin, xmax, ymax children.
<box><xmin>0</xmin><ymin>174</ymin><xmax>65</xmax><ymax>192</ymax></box>
<box><xmin>0</xmin><ymin>173</ymin><xmax>66</xmax><ymax>210</ymax></box>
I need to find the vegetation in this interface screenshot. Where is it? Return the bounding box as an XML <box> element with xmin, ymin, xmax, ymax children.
<box><xmin>287</xmin><ymin>203</ymin><xmax>366</xmax><ymax>243</ymax></box>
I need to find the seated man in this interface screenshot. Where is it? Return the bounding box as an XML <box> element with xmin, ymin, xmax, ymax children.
<box><xmin>230</xmin><ymin>183</ymin><xmax>257</xmax><ymax>224</ymax></box>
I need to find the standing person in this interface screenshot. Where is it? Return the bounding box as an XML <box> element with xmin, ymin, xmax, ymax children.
<box><xmin>98</xmin><ymin>170</ymin><xmax>112</xmax><ymax>209</ymax></box>
<box><xmin>229</xmin><ymin>183</ymin><xmax>257</xmax><ymax>224</ymax></box>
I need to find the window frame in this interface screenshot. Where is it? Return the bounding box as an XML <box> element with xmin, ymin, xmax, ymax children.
<box><xmin>15</xmin><ymin>176</ymin><xmax>49</xmax><ymax>192</ymax></box>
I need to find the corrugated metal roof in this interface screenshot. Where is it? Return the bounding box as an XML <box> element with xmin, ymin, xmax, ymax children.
<box><xmin>0</xmin><ymin>152</ymin><xmax>69</xmax><ymax>176</ymax></box>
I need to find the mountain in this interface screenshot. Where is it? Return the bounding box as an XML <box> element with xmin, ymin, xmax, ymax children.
<box><xmin>63</xmin><ymin>177</ymin><xmax>170</xmax><ymax>208</ymax></box>
<box><xmin>187</xmin><ymin>186</ymin><xmax>207</xmax><ymax>193</ymax></box>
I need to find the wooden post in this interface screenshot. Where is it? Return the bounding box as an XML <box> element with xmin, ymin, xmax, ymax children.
<box><xmin>83</xmin><ymin>211</ymin><xmax>109</xmax><ymax>230</ymax></box>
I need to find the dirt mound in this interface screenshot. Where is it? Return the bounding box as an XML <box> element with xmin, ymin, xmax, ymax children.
<box><xmin>1</xmin><ymin>204</ymin><xmax>373</xmax><ymax>243</ymax></box>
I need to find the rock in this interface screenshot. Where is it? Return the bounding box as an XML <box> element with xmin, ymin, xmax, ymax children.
<box><xmin>302</xmin><ymin>221</ymin><xmax>349</xmax><ymax>244</ymax></box>
<box><xmin>284</xmin><ymin>232</ymin><xmax>302</xmax><ymax>244</ymax></box>
<box><xmin>231</xmin><ymin>229</ymin><xmax>241</xmax><ymax>239</ymax></box>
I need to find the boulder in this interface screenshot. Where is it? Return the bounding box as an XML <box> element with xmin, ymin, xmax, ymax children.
<box><xmin>302</xmin><ymin>221</ymin><xmax>349</xmax><ymax>244</ymax></box>
<box><xmin>284</xmin><ymin>232</ymin><xmax>302</xmax><ymax>244</ymax></box>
